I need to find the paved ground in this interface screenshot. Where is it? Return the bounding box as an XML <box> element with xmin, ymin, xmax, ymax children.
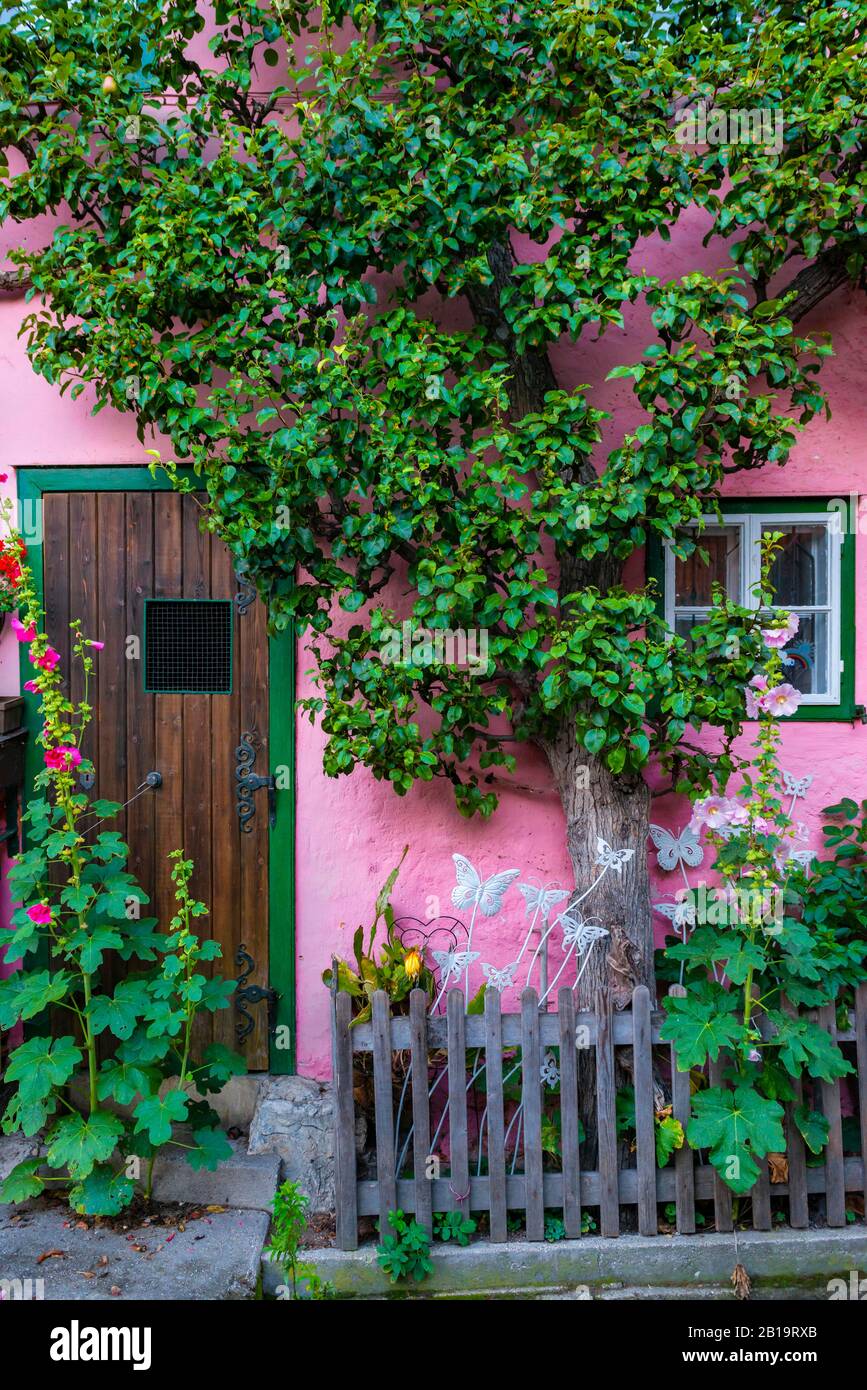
<box><xmin>0</xmin><ymin>1200</ymin><xmax>269</xmax><ymax>1301</ymax></box>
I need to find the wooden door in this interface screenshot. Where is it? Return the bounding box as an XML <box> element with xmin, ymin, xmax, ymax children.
<box><xmin>40</xmin><ymin>488</ymin><xmax>273</xmax><ymax>1069</ymax></box>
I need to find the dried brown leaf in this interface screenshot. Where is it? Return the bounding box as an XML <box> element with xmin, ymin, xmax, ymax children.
<box><xmin>768</xmin><ymin>1152</ymin><xmax>788</xmax><ymax>1184</ymax></box>
<box><xmin>732</xmin><ymin>1263</ymin><xmax>752</xmax><ymax>1300</ymax></box>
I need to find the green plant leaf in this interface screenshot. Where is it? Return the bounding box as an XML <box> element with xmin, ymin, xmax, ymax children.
<box><xmin>793</xmin><ymin>1104</ymin><xmax>830</xmax><ymax>1155</ymax></box>
<box><xmin>660</xmin><ymin>984</ymin><xmax>743</xmax><ymax>1068</ymax></box>
<box><xmin>688</xmin><ymin>1085</ymin><xmax>785</xmax><ymax>1196</ymax></box>
<box><xmin>96</xmin><ymin>1059</ymin><xmax>160</xmax><ymax>1105</ymax></box>
<box><xmin>69</xmin><ymin>1164</ymin><xmax>135</xmax><ymax>1216</ymax></box>
<box><xmin>133</xmin><ymin>1089</ymin><xmax>189</xmax><ymax>1145</ymax></box>
<box><xmin>655</xmin><ymin>1114</ymin><xmax>684</xmax><ymax>1167</ymax></box>
<box><xmin>767</xmin><ymin>1011</ymin><xmax>853</xmax><ymax>1082</ymax></box>
<box><xmin>89</xmin><ymin>980</ymin><xmax>152</xmax><ymax>1039</ymax></box>
<box><xmin>186</xmin><ymin>1126</ymin><xmax>233</xmax><ymax>1172</ymax></box>
<box><xmin>0</xmin><ymin>970</ymin><xmax>73</xmax><ymax>1028</ymax></box>
<box><xmin>46</xmin><ymin>1110</ymin><xmax>125</xmax><ymax>1179</ymax></box>
<box><xmin>5</xmin><ymin>1035</ymin><xmax>82</xmax><ymax>1102</ymax></box>
<box><xmin>0</xmin><ymin>1158</ymin><xmax>45</xmax><ymax>1204</ymax></box>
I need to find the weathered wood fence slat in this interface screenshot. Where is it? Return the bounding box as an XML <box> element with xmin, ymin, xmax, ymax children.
<box><xmin>331</xmin><ymin>984</ymin><xmax>865</xmax><ymax>1249</ymax></box>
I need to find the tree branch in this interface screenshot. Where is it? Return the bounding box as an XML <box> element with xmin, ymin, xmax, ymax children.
<box><xmin>0</xmin><ymin>265</ymin><xmax>32</xmax><ymax>293</ymax></box>
<box><xmin>776</xmin><ymin>245</ymin><xmax>853</xmax><ymax>323</ymax></box>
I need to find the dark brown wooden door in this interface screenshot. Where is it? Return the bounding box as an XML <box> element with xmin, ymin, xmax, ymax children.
<box><xmin>42</xmin><ymin>488</ymin><xmax>272</xmax><ymax>1069</ymax></box>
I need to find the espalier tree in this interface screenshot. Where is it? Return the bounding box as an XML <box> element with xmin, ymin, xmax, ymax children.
<box><xmin>0</xmin><ymin>1</ymin><xmax>863</xmax><ymax>1016</ymax></box>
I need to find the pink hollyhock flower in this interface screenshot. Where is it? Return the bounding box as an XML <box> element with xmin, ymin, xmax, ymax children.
<box><xmin>26</xmin><ymin>902</ymin><xmax>52</xmax><ymax>926</ymax></box>
<box><xmin>746</xmin><ymin>688</ymin><xmax>766</xmax><ymax>718</ymax></box>
<box><xmin>88</xmin><ymin>640</ymin><xmax>105</xmax><ymax>650</ymax></box>
<box><xmin>765</xmin><ymin>682</ymin><xmax>802</xmax><ymax>717</ymax></box>
<box><xmin>761</xmin><ymin>611</ymin><xmax>799</xmax><ymax>649</ymax></box>
<box><xmin>688</xmin><ymin>795</ymin><xmax>733</xmax><ymax>835</ymax></box>
<box><xmin>11</xmin><ymin>616</ymin><xmax>37</xmax><ymax>643</ymax></box>
<box><xmin>23</xmin><ymin>679</ymin><xmax>39</xmax><ymax>693</ymax></box>
<box><xmin>746</xmin><ymin>1048</ymin><xmax>762</xmax><ymax>1063</ymax></box>
<box><xmin>752</xmin><ymin>816</ymin><xmax>774</xmax><ymax>835</ymax></box>
<box><xmin>44</xmin><ymin>745</ymin><xmax>82</xmax><ymax>772</ymax></box>
<box><xmin>31</xmin><ymin>646</ymin><xmax>60</xmax><ymax>672</ymax></box>
<box><xmin>727</xmin><ymin>802</ymin><xmax>750</xmax><ymax>827</ymax></box>
<box><xmin>745</xmin><ymin>674</ymin><xmax>771</xmax><ymax>717</ymax></box>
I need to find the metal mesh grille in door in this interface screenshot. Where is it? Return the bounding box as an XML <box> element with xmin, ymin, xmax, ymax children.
<box><xmin>144</xmin><ymin>599</ymin><xmax>233</xmax><ymax>693</ymax></box>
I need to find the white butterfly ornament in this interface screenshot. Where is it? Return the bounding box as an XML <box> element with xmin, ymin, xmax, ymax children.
<box><xmin>482</xmin><ymin>961</ymin><xmax>518</xmax><ymax>991</ymax></box>
<box><xmin>432</xmin><ymin>949</ymin><xmax>480</xmax><ymax>984</ymax></box>
<box><xmin>648</xmin><ymin>823</ymin><xmax>704</xmax><ymax>872</ymax></box>
<box><xmin>653</xmin><ymin>900</ymin><xmax>696</xmax><ymax>929</ymax></box>
<box><xmin>783</xmin><ymin>770</ymin><xmax>814</xmax><ymax>800</ymax></box>
<box><xmin>518</xmin><ymin>883</ymin><xmax>569</xmax><ymax>922</ymax></box>
<box><xmin>451</xmin><ymin>855</ymin><xmax>520</xmax><ymax>917</ymax></box>
<box><xmin>595</xmin><ymin>838</ymin><xmax>634</xmax><ymax>875</ymax></box>
<box><xmin>559</xmin><ymin>911</ymin><xmax>609</xmax><ymax>954</ymax></box>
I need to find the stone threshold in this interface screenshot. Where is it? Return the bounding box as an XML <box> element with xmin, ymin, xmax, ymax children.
<box><xmin>262</xmin><ymin>1225</ymin><xmax>867</xmax><ymax>1300</ymax></box>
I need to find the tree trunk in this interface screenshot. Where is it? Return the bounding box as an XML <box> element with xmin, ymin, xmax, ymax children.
<box><xmin>540</xmin><ymin>717</ymin><xmax>655</xmax><ymax>1157</ymax></box>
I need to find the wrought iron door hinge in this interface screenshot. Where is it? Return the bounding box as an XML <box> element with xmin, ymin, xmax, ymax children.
<box><xmin>235</xmin><ymin>731</ymin><xmax>276</xmax><ymax>831</ymax></box>
<box><xmin>235</xmin><ymin>944</ymin><xmax>280</xmax><ymax>1043</ymax></box>
<box><xmin>233</xmin><ymin>564</ymin><xmax>256</xmax><ymax>616</ymax></box>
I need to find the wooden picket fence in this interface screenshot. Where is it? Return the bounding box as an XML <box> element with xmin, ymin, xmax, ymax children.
<box><xmin>331</xmin><ymin>981</ymin><xmax>867</xmax><ymax>1249</ymax></box>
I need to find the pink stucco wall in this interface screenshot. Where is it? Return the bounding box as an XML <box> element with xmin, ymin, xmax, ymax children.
<box><xmin>2</xmin><ymin>192</ymin><xmax>866</xmax><ymax>1077</ymax></box>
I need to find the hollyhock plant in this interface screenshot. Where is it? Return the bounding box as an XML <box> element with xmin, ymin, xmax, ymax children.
<box><xmin>0</xmin><ymin>506</ymin><xmax>244</xmax><ymax>1219</ymax></box>
<box><xmin>688</xmin><ymin>795</ymin><xmax>734</xmax><ymax>835</ymax></box>
<box><xmin>662</xmin><ymin>533</ymin><xmax>862</xmax><ymax>1197</ymax></box>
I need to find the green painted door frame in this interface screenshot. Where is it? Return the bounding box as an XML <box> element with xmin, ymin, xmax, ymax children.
<box><xmin>16</xmin><ymin>466</ymin><xmax>296</xmax><ymax>1074</ymax></box>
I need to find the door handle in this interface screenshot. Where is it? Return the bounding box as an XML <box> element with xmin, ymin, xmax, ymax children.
<box><xmin>234</xmin><ymin>732</ymin><xmax>276</xmax><ymax>832</ymax></box>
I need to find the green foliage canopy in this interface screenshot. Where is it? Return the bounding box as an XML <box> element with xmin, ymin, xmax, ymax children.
<box><xmin>0</xmin><ymin>1</ymin><xmax>863</xmax><ymax>814</ymax></box>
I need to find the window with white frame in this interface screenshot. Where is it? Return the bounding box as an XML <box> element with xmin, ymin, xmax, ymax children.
<box><xmin>663</xmin><ymin>510</ymin><xmax>844</xmax><ymax>707</ymax></box>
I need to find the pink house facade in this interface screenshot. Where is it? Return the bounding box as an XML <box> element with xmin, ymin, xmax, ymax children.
<box><xmin>2</xmin><ymin>197</ymin><xmax>866</xmax><ymax>1087</ymax></box>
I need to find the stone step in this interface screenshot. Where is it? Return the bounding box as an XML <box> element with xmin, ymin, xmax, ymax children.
<box><xmin>151</xmin><ymin>1139</ymin><xmax>279</xmax><ymax>1212</ymax></box>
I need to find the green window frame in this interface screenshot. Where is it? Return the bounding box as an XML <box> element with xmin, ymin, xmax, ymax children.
<box><xmin>646</xmin><ymin>497</ymin><xmax>856</xmax><ymax>723</ymax></box>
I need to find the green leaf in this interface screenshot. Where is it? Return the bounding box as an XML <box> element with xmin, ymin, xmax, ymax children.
<box><xmin>133</xmin><ymin>1089</ymin><xmax>189</xmax><ymax>1145</ymax></box>
<box><xmin>793</xmin><ymin>1105</ymin><xmax>829</xmax><ymax>1156</ymax></box>
<box><xmin>0</xmin><ymin>970</ymin><xmax>73</xmax><ymax>1028</ymax></box>
<box><xmin>69</xmin><ymin>1165</ymin><xmax>135</xmax><ymax>1216</ymax></box>
<box><xmin>688</xmin><ymin>1085</ymin><xmax>785</xmax><ymax>1196</ymax></box>
<box><xmin>89</xmin><ymin>980</ymin><xmax>151</xmax><ymax>1039</ymax></box>
<box><xmin>660</xmin><ymin>984</ymin><xmax>743</xmax><ymax>1068</ymax></box>
<box><xmin>186</xmin><ymin>1126</ymin><xmax>233</xmax><ymax>1172</ymax></box>
<box><xmin>768</xmin><ymin>1012</ymin><xmax>853</xmax><ymax>1082</ymax></box>
<box><xmin>655</xmin><ymin>1114</ymin><xmax>684</xmax><ymax>1167</ymax></box>
<box><xmin>46</xmin><ymin>1110</ymin><xmax>125</xmax><ymax>1179</ymax></box>
<box><xmin>196</xmin><ymin>1043</ymin><xmax>247</xmax><ymax>1092</ymax></box>
<box><xmin>0</xmin><ymin>1158</ymin><xmax>45</xmax><ymax>1204</ymax></box>
<box><xmin>2</xmin><ymin>1089</ymin><xmax>59</xmax><ymax>1138</ymax></box>
<box><xmin>96</xmin><ymin>1059</ymin><xmax>160</xmax><ymax>1106</ymax></box>
<box><xmin>66</xmin><ymin>924</ymin><xmax>124</xmax><ymax>973</ymax></box>
<box><xmin>6</xmin><ymin>1035</ymin><xmax>81</xmax><ymax>1102</ymax></box>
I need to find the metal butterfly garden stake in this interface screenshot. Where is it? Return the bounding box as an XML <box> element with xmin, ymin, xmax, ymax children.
<box><xmin>391</xmin><ymin>839</ymin><xmax>634</xmax><ymax>1180</ymax></box>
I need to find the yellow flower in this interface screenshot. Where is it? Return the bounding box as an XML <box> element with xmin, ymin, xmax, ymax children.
<box><xmin>403</xmin><ymin>949</ymin><xmax>422</xmax><ymax>980</ymax></box>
